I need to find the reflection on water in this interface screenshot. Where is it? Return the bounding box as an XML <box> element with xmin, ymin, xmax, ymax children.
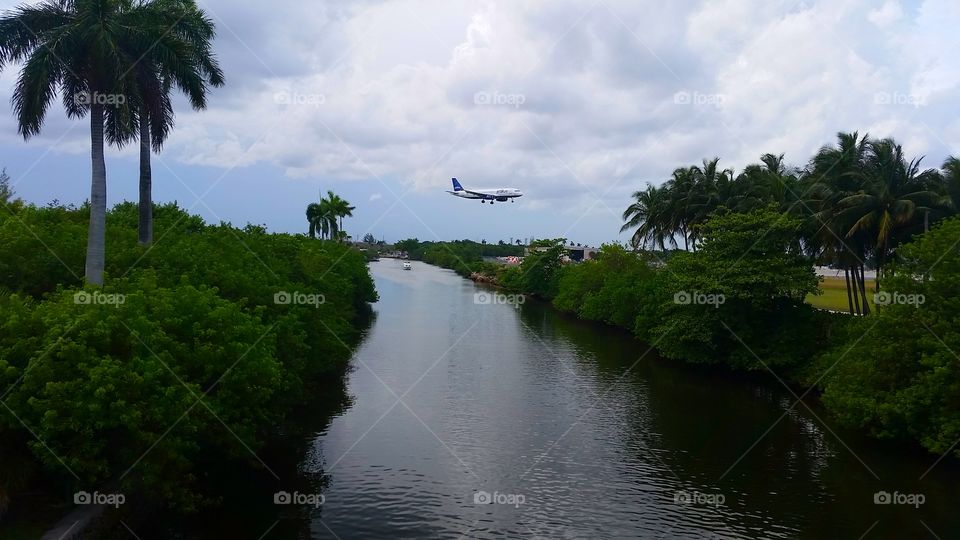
<box><xmin>146</xmin><ymin>259</ymin><xmax>960</xmax><ymax>539</ymax></box>
<box><xmin>307</xmin><ymin>260</ymin><xmax>960</xmax><ymax>539</ymax></box>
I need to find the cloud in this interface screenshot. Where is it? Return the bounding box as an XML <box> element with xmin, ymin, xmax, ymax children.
<box><xmin>868</xmin><ymin>1</ymin><xmax>904</xmax><ymax>28</ymax></box>
<box><xmin>0</xmin><ymin>0</ymin><xmax>957</xmax><ymax>214</ymax></box>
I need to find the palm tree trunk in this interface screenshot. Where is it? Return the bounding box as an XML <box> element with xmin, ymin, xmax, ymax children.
<box><xmin>844</xmin><ymin>268</ymin><xmax>855</xmax><ymax>314</ymax></box>
<box><xmin>85</xmin><ymin>103</ymin><xmax>107</xmax><ymax>286</ymax></box>
<box><xmin>849</xmin><ymin>265</ymin><xmax>862</xmax><ymax>315</ymax></box>
<box><xmin>859</xmin><ymin>264</ymin><xmax>871</xmax><ymax>315</ymax></box>
<box><xmin>138</xmin><ymin>107</ymin><xmax>153</xmax><ymax>246</ymax></box>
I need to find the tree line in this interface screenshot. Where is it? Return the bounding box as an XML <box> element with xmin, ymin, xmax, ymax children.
<box><xmin>621</xmin><ymin>132</ymin><xmax>959</xmax><ymax>314</ymax></box>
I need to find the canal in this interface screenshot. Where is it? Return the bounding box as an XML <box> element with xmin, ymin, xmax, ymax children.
<box><xmin>296</xmin><ymin>260</ymin><xmax>960</xmax><ymax>539</ymax></box>
<box><xmin>151</xmin><ymin>259</ymin><xmax>959</xmax><ymax>539</ymax></box>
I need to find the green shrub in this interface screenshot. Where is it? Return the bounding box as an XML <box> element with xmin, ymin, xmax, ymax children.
<box><xmin>551</xmin><ymin>244</ymin><xmax>663</xmax><ymax>336</ymax></box>
<box><xmin>0</xmin><ymin>202</ymin><xmax>377</xmax><ymax>508</ymax></box>
<box><xmin>814</xmin><ymin>217</ymin><xmax>960</xmax><ymax>456</ymax></box>
<box><xmin>651</xmin><ymin>207</ymin><xmax>821</xmax><ymax>370</ymax></box>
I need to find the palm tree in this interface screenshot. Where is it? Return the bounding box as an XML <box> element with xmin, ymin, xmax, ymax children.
<box><xmin>941</xmin><ymin>156</ymin><xmax>960</xmax><ymax>216</ymax></box>
<box><xmin>306</xmin><ymin>198</ymin><xmax>334</xmax><ymax>239</ymax></box>
<box><xmin>133</xmin><ymin>0</ymin><xmax>224</xmax><ymax>245</ymax></box>
<box><xmin>306</xmin><ymin>192</ymin><xmax>346</xmax><ymax>240</ymax></box>
<box><xmin>733</xmin><ymin>153</ymin><xmax>801</xmax><ymax>213</ymax></box>
<box><xmin>621</xmin><ymin>184</ymin><xmax>677</xmax><ymax>250</ymax></box>
<box><xmin>805</xmin><ymin>131</ymin><xmax>872</xmax><ymax>314</ymax></box>
<box><xmin>0</xmin><ymin>0</ymin><xmax>164</xmax><ymax>285</ymax></box>
<box><xmin>324</xmin><ymin>190</ymin><xmax>354</xmax><ymax>236</ymax></box>
<box><xmin>836</xmin><ymin>138</ymin><xmax>941</xmax><ymax>286</ymax></box>
<box><xmin>306</xmin><ymin>201</ymin><xmax>323</xmax><ymax>239</ymax></box>
<box><xmin>684</xmin><ymin>157</ymin><xmax>734</xmax><ymax>248</ymax></box>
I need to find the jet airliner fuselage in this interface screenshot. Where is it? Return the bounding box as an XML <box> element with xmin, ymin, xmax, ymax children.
<box><xmin>446</xmin><ymin>178</ymin><xmax>523</xmax><ymax>204</ymax></box>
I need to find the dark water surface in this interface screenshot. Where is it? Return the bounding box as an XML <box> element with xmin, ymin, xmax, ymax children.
<box><xmin>147</xmin><ymin>259</ymin><xmax>959</xmax><ymax>539</ymax></box>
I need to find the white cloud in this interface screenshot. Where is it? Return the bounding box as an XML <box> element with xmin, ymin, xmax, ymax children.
<box><xmin>868</xmin><ymin>0</ymin><xmax>904</xmax><ymax>28</ymax></box>
<box><xmin>0</xmin><ymin>0</ymin><xmax>958</xmax><ymax>210</ymax></box>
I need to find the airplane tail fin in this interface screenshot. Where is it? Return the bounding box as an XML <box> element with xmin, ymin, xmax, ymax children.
<box><xmin>451</xmin><ymin>178</ymin><xmax>464</xmax><ymax>192</ymax></box>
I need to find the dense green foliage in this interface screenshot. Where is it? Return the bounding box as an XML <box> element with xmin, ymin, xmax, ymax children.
<box><xmin>498</xmin><ymin>240</ymin><xmax>567</xmax><ymax>299</ymax></box>
<box><xmin>552</xmin><ymin>244</ymin><xmax>662</xmax><ymax>336</ymax></box>
<box><xmin>396</xmin><ymin>238</ymin><xmax>522</xmax><ymax>278</ymax></box>
<box><xmin>622</xmin><ymin>134</ymin><xmax>960</xmax><ymax>315</ymax></box>
<box><xmin>0</xmin><ymin>202</ymin><xmax>376</xmax><ymax>509</ymax></box>
<box><xmin>813</xmin><ymin>217</ymin><xmax>960</xmax><ymax>456</ymax></box>
<box><xmin>652</xmin><ymin>208</ymin><xmax>823</xmax><ymax>369</ymax></box>
<box><xmin>548</xmin><ymin>209</ymin><xmax>825</xmax><ymax>370</ymax></box>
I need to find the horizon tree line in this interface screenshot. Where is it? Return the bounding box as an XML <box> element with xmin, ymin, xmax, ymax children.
<box><xmin>621</xmin><ymin>131</ymin><xmax>960</xmax><ymax>315</ymax></box>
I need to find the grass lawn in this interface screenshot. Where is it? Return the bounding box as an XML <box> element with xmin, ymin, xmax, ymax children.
<box><xmin>806</xmin><ymin>275</ymin><xmax>876</xmax><ymax>312</ymax></box>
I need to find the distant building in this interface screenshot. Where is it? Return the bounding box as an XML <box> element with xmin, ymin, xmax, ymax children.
<box><xmin>524</xmin><ymin>244</ymin><xmax>599</xmax><ymax>262</ymax></box>
<box><xmin>565</xmin><ymin>244</ymin><xmax>599</xmax><ymax>262</ymax></box>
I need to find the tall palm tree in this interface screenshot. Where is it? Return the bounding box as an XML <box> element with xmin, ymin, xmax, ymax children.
<box><xmin>306</xmin><ymin>201</ymin><xmax>323</xmax><ymax>239</ymax></box>
<box><xmin>306</xmin><ymin>199</ymin><xmax>334</xmax><ymax>239</ymax></box>
<box><xmin>805</xmin><ymin>131</ymin><xmax>872</xmax><ymax>314</ymax></box>
<box><xmin>0</xmin><ymin>0</ymin><xmax>162</xmax><ymax>285</ymax></box>
<box><xmin>941</xmin><ymin>156</ymin><xmax>960</xmax><ymax>216</ymax></box>
<box><xmin>133</xmin><ymin>0</ymin><xmax>224</xmax><ymax>246</ymax></box>
<box><xmin>733</xmin><ymin>153</ymin><xmax>801</xmax><ymax>213</ymax></box>
<box><xmin>621</xmin><ymin>183</ymin><xmax>677</xmax><ymax>250</ymax></box>
<box><xmin>325</xmin><ymin>190</ymin><xmax>354</xmax><ymax>236</ymax></box>
<box><xmin>836</xmin><ymin>138</ymin><xmax>941</xmax><ymax>284</ymax></box>
<box><xmin>684</xmin><ymin>157</ymin><xmax>734</xmax><ymax>248</ymax></box>
<box><xmin>306</xmin><ymin>193</ymin><xmax>342</xmax><ymax>240</ymax></box>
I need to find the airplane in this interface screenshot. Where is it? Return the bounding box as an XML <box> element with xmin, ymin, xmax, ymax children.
<box><xmin>446</xmin><ymin>178</ymin><xmax>523</xmax><ymax>204</ymax></box>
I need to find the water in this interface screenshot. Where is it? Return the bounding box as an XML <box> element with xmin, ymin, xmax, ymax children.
<box><xmin>294</xmin><ymin>260</ymin><xmax>958</xmax><ymax>539</ymax></box>
<box><xmin>139</xmin><ymin>259</ymin><xmax>959</xmax><ymax>539</ymax></box>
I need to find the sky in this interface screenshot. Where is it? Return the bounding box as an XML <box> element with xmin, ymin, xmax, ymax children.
<box><xmin>0</xmin><ymin>0</ymin><xmax>957</xmax><ymax>247</ymax></box>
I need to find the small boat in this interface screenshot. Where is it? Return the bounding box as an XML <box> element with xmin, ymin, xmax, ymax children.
<box><xmin>402</xmin><ymin>262</ymin><xmax>412</xmax><ymax>270</ymax></box>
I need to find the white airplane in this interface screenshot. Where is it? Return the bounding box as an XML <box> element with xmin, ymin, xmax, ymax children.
<box><xmin>446</xmin><ymin>178</ymin><xmax>523</xmax><ymax>204</ymax></box>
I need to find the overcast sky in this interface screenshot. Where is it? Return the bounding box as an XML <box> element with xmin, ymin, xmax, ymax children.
<box><xmin>0</xmin><ymin>0</ymin><xmax>957</xmax><ymax>246</ymax></box>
